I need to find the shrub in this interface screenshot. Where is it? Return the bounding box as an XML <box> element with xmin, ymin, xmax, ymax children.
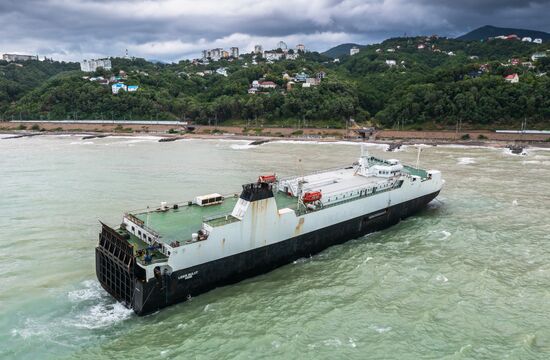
<box><xmin>461</xmin><ymin>133</ymin><xmax>470</xmax><ymax>140</ymax></box>
<box><xmin>291</xmin><ymin>130</ymin><xmax>304</xmax><ymax>136</ymax></box>
<box><xmin>168</xmin><ymin>128</ymin><xmax>176</xmax><ymax>134</ymax></box>
<box><xmin>31</xmin><ymin>124</ymin><xmax>40</xmax><ymax>131</ymax></box>
<box><xmin>17</xmin><ymin>124</ymin><xmax>27</xmax><ymax>130</ymax></box>
<box><xmin>477</xmin><ymin>134</ymin><xmax>488</xmax><ymax>140</ymax></box>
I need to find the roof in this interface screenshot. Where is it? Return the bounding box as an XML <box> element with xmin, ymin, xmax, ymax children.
<box><xmin>505</xmin><ymin>73</ymin><xmax>518</xmax><ymax>79</ymax></box>
<box><xmin>259</xmin><ymin>81</ymin><xmax>276</xmax><ymax>86</ymax></box>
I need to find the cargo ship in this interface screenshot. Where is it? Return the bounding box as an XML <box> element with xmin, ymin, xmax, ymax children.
<box><xmin>96</xmin><ymin>147</ymin><xmax>444</xmax><ymax>315</ymax></box>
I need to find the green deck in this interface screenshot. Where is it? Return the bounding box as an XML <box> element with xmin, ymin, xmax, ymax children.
<box><xmin>132</xmin><ymin>192</ymin><xmax>300</xmax><ymax>244</ymax></box>
<box><xmin>116</xmin><ymin>227</ymin><xmax>167</xmax><ymax>264</ymax></box>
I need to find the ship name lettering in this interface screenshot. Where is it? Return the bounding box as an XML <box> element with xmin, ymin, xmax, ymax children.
<box><xmin>178</xmin><ymin>270</ymin><xmax>198</xmax><ymax>280</ymax></box>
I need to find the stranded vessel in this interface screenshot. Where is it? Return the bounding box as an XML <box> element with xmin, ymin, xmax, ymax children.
<box><xmin>96</xmin><ymin>148</ymin><xmax>444</xmax><ymax>315</ymax></box>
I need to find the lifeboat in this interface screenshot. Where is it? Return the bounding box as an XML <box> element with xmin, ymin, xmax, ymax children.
<box><xmin>258</xmin><ymin>174</ymin><xmax>277</xmax><ymax>183</ymax></box>
<box><xmin>302</xmin><ymin>191</ymin><xmax>322</xmax><ymax>203</ymax></box>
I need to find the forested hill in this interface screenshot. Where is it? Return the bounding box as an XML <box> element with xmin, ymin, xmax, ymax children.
<box><xmin>322</xmin><ymin>43</ymin><xmax>363</xmax><ymax>58</ymax></box>
<box><xmin>458</xmin><ymin>25</ymin><xmax>550</xmax><ymax>41</ymax></box>
<box><xmin>1</xmin><ymin>36</ymin><xmax>550</xmax><ymax>129</ymax></box>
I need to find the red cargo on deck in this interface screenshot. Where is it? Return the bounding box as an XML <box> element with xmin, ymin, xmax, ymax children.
<box><xmin>258</xmin><ymin>175</ymin><xmax>277</xmax><ymax>183</ymax></box>
<box><xmin>302</xmin><ymin>191</ymin><xmax>322</xmax><ymax>203</ymax></box>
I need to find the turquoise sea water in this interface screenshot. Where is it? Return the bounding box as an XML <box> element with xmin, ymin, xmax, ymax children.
<box><xmin>1</xmin><ymin>135</ymin><xmax>549</xmax><ymax>359</ymax></box>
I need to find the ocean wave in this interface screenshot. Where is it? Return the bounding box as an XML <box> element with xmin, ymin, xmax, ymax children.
<box><xmin>440</xmin><ymin>230</ymin><xmax>451</xmax><ymax>240</ymax></box>
<box><xmin>370</xmin><ymin>325</ymin><xmax>392</xmax><ymax>333</ymax></box>
<box><xmin>503</xmin><ymin>148</ymin><xmax>528</xmax><ymax>156</ymax></box>
<box><xmin>70</xmin><ymin>141</ymin><xmax>94</xmax><ymax>145</ymax></box>
<box><xmin>230</xmin><ymin>144</ymin><xmax>258</xmax><ymax>150</ymax></box>
<box><xmin>71</xmin><ymin>302</ymin><xmax>133</xmax><ymax>329</ymax></box>
<box><xmin>67</xmin><ymin>280</ymin><xmax>103</xmax><ymax>302</ymax></box>
<box><xmin>457</xmin><ymin>157</ymin><xmax>476</xmax><ymax>165</ymax></box>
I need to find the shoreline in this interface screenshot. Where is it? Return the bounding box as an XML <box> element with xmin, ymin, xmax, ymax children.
<box><xmin>1</xmin><ymin>121</ymin><xmax>549</xmax><ymax>148</ymax></box>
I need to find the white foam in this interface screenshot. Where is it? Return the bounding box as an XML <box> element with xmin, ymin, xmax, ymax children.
<box><xmin>371</xmin><ymin>325</ymin><xmax>392</xmax><ymax>333</ymax></box>
<box><xmin>440</xmin><ymin>230</ymin><xmax>451</xmax><ymax>240</ymax></box>
<box><xmin>70</xmin><ymin>141</ymin><xmax>94</xmax><ymax>145</ymax></box>
<box><xmin>322</xmin><ymin>338</ymin><xmax>343</xmax><ymax>347</ymax></box>
<box><xmin>457</xmin><ymin>157</ymin><xmax>476</xmax><ymax>165</ymax></box>
<box><xmin>512</xmin><ymin>200</ymin><xmax>518</xmax><ymax>206</ymax></box>
<box><xmin>67</xmin><ymin>280</ymin><xmax>103</xmax><ymax>302</ymax></box>
<box><xmin>503</xmin><ymin>148</ymin><xmax>528</xmax><ymax>156</ymax></box>
<box><xmin>436</xmin><ymin>274</ymin><xmax>449</xmax><ymax>283</ymax></box>
<box><xmin>72</xmin><ymin>302</ymin><xmax>133</xmax><ymax>329</ymax></box>
<box><xmin>230</xmin><ymin>144</ymin><xmax>258</xmax><ymax>150</ymax></box>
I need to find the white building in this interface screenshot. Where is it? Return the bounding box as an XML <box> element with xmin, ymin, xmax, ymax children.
<box><xmin>202</xmin><ymin>48</ymin><xmax>228</xmax><ymax>61</ymax></box>
<box><xmin>385</xmin><ymin>60</ymin><xmax>397</xmax><ymax>67</ymax></box>
<box><xmin>533</xmin><ymin>38</ymin><xmax>543</xmax><ymax>44</ymax></box>
<box><xmin>111</xmin><ymin>83</ymin><xmax>127</xmax><ymax>94</ymax></box>
<box><xmin>296</xmin><ymin>44</ymin><xmax>305</xmax><ymax>52</ymax></box>
<box><xmin>276</xmin><ymin>41</ymin><xmax>288</xmax><ymax>51</ymax></box>
<box><xmin>216</xmin><ymin>67</ymin><xmax>228</xmax><ymax>77</ymax></box>
<box><xmin>531</xmin><ymin>52</ymin><xmax>547</xmax><ymax>61</ymax></box>
<box><xmin>286</xmin><ymin>53</ymin><xmax>299</xmax><ymax>60</ymax></box>
<box><xmin>230</xmin><ymin>47</ymin><xmax>239</xmax><ymax>58</ymax></box>
<box><xmin>263</xmin><ymin>51</ymin><xmax>284</xmax><ymax>61</ymax></box>
<box><xmin>522</xmin><ymin>37</ymin><xmax>533</xmax><ymax>42</ymax></box>
<box><xmin>350</xmin><ymin>46</ymin><xmax>360</xmax><ymax>56</ymax></box>
<box><xmin>2</xmin><ymin>53</ymin><xmax>38</xmax><ymax>62</ymax></box>
<box><xmin>80</xmin><ymin>58</ymin><xmax>112</xmax><ymax>72</ymax></box>
<box><xmin>504</xmin><ymin>73</ymin><xmax>519</xmax><ymax>83</ymax></box>
<box><xmin>254</xmin><ymin>44</ymin><xmax>263</xmax><ymax>54</ymax></box>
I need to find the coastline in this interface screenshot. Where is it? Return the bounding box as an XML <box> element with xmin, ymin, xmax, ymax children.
<box><xmin>1</xmin><ymin>121</ymin><xmax>549</xmax><ymax>148</ymax></box>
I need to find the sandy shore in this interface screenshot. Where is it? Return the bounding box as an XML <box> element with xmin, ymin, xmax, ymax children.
<box><xmin>1</xmin><ymin>121</ymin><xmax>549</xmax><ymax>147</ymax></box>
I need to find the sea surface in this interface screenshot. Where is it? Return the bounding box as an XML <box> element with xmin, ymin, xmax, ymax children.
<box><xmin>1</xmin><ymin>135</ymin><xmax>549</xmax><ymax>359</ymax></box>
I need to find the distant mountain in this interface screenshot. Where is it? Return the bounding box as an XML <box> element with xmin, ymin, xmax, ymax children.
<box><xmin>457</xmin><ymin>25</ymin><xmax>550</xmax><ymax>41</ymax></box>
<box><xmin>322</xmin><ymin>43</ymin><xmax>363</xmax><ymax>58</ymax></box>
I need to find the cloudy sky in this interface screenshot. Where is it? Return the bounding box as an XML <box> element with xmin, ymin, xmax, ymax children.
<box><xmin>1</xmin><ymin>0</ymin><xmax>549</xmax><ymax>62</ymax></box>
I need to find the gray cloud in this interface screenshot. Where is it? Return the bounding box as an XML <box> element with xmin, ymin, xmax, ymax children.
<box><xmin>0</xmin><ymin>0</ymin><xmax>548</xmax><ymax>61</ymax></box>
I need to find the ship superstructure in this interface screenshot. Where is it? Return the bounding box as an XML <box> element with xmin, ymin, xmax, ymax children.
<box><xmin>96</xmin><ymin>148</ymin><xmax>444</xmax><ymax>315</ymax></box>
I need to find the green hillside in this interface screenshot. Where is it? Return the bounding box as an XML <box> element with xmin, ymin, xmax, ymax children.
<box><xmin>1</xmin><ymin>36</ymin><xmax>550</xmax><ymax>129</ymax></box>
<box><xmin>457</xmin><ymin>25</ymin><xmax>550</xmax><ymax>41</ymax></box>
<box><xmin>322</xmin><ymin>43</ymin><xmax>363</xmax><ymax>58</ymax></box>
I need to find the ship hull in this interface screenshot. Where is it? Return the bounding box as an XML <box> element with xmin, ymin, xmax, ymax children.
<box><xmin>122</xmin><ymin>190</ymin><xmax>440</xmax><ymax>315</ymax></box>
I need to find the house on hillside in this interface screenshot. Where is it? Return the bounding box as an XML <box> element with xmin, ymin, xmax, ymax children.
<box><xmin>504</xmin><ymin>73</ymin><xmax>519</xmax><ymax>83</ymax></box>
<box><xmin>417</xmin><ymin>44</ymin><xmax>426</xmax><ymax>49</ymax></box>
<box><xmin>385</xmin><ymin>60</ymin><xmax>397</xmax><ymax>67</ymax></box>
<box><xmin>258</xmin><ymin>81</ymin><xmax>277</xmax><ymax>89</ymax></box>
<box><xmin>127</xmin><ymin>85</ymin><xmax>139</xmax><ymax>92</ymax></box>
<box><xmin>295</xmin><ymin>72</ymin><xmax>309</xmax><ymax>82</ymax></box>
<box><xmin>316</xmin><ymin>71</ymin><xmax>327</xmax><ymax>79</ymax></box>
<box><xmin>533</xmin><ymin>38</ymin><xmax>543</xmax><ymax>44</ymax></box>
<box><xmin>305</xmin><ymin>77</ymin><xmax>320</xmax><ymax>86</ymax></box>
<box><xmin>350</xmin><ymin>46</ymin><xmax>360</xmax><ymax>56</ymax></box>
<box><xmin>522</xmin><ymin>37</ymin><xmax>533</xmax><ymax>42</ymax></box>
<box><xmin>286</xmin><ymin>81</ymin><xmax>296</xmax><ymax>91</ymax></box>
<box><xmin>111</xmin><ymin>83</ymin><xmax>127</xmax><ymax>94</ymax></box>
<box><xmin>216</xmin><ymin>67</ymin><xmax>228</xmax><ymax>76</ymax></box>
<box><xmin>264</xmin><ymin>51</ymin><xmax>284</xmax><ymax>61</ymax></box>
<box><xmin>532</xmin><ymin>52</ymin><xmax>547</xmax><ymax>61</ymax></box>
